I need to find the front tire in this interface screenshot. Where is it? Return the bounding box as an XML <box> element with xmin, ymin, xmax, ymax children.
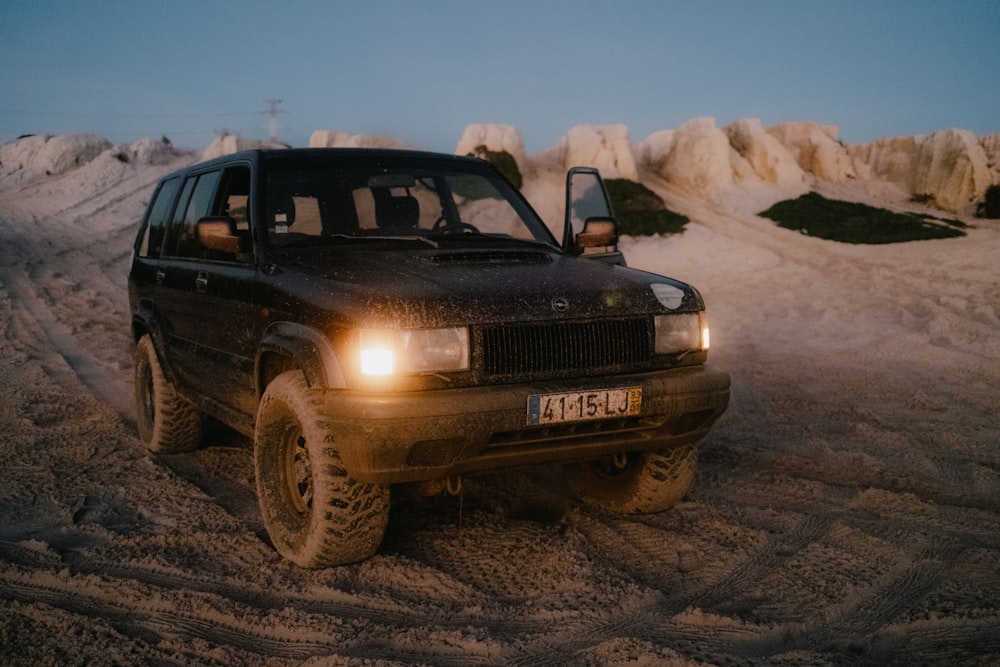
<box><xmin>564</xmin><ymin>445</ymin><xmax>698</xmax><ymax>514</ymax></box>
<box><xmin>134</xmin><ymin>334</ymin><xmax>203</xmax><ymax>453</ymax></box>
<box><xmin>254</xmin><ymin>371</ymin><xmax>390</xmax><ymax>567</ymax></box>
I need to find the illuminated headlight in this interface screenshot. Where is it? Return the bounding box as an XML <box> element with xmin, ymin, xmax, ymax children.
<box><xmin>654</xmin><ymin>313</ymin><xmax>710</xmax><ymax>354</ymax></box>
<box><xmin>359</xmin><ymin>327</ymin><xmax>470</xmax><ymax>376</ymax></box>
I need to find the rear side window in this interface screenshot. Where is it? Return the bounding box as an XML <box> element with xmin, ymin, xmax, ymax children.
<box><xmin>164</xmin><ymin>177</ymin><xmax>197</xmax><ymax>257</ymax></box>
<box><xmin>138</xmin><ymin>176</ymin><xmax>181</xmax><ymax>257</ymax></box>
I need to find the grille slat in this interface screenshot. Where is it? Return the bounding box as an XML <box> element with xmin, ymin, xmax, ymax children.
<box><xmin>481</xmin><ymin>318</ymin><xmax>651</xmax><ymax>377</ymax></box>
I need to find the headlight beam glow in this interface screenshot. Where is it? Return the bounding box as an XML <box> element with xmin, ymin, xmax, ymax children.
<box><xmin>359</xmin><ymin>327</ymin><xmax>469</xmax><ymax>377</ymax></box>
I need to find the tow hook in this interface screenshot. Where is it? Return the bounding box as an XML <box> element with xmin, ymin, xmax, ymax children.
<box><xmin>446</xmin><ymin>475</ymin><xmax>463</xmax><ymax>496</ymax></box>
<box><xmin>613</xmin><ymin>452</ymin><xmax>629</xmax><ymax>469</ymax></box>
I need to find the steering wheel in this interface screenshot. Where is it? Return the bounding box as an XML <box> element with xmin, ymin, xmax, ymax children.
<box><xmin>432</xmin><ymin>216</ymin><xmax>480</xmax><ymax>234</ymax></box>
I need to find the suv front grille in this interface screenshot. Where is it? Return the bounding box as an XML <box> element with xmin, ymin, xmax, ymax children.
<box><xmin>480</xmin><ymin>317</ymin><xmax>651</xmax><ymax>377</ymax></box>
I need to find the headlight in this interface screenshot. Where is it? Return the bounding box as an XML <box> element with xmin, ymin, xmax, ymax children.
<box><xmin>359</xmin><ymin>330</ymin><xmax>396</xmax><ymax>376</ymax></box>
<box><xmin>359</xmin><ymin>327</ymin><xmax>470</xmax><ymax>376</ymax></box>
<box><xmin>654</xmin><ymin>313</ymin><xmax>709</xmax><ymax>354</ymax></box>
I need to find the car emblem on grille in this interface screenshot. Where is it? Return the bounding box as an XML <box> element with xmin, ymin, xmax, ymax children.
<box><xmin>551</xmin><ymin>296</ymin><xmax>570</xmax><ymax>313</ymax></box>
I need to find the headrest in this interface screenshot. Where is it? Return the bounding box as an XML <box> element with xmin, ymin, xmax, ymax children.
<box><xmin>270</xmin><ymin>194</ymin><xmax>296</xmax><ymax>228</ymax></box>
<box><xmin>376</xmin><ymin>194</ymin><xmax>419</xmax><ymax>230</ymax></box>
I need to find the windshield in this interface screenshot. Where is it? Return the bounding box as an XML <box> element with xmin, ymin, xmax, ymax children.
<box><xmin>262</xmin><ymin>158</ymin><xmax>556</xmax><ymax>251</ymax></box>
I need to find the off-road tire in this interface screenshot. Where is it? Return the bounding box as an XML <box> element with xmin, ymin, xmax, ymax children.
<box><xmin>565</xmin><ymin>444</ymin><xmax>698</xmax><ymax>514</ymax></box>
<box><xmin>254</xmin><ymin>371</ymin><xmax>390</xmax><ymax>567</ymax></box>
<box><xmin>134</xmin><ymin>334</ymin><xmax>203</xmax><ymax>453</ymax></box>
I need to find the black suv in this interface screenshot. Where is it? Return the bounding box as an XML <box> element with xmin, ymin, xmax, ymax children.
<box><xmin>129</xmin><ymin>148</ymin><xmax>730</xmax><ymax>566</ymax></box>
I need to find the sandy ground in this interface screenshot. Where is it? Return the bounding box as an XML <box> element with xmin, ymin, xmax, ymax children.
<box><xmin>1</xmin><ymin>149</ymin><xmax>998</xmax><ymax>666</ymax></box>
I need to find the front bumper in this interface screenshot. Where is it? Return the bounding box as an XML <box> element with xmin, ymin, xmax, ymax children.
<box><xmin>324</xmin><ymin>365</ymin><xmax>731</xmax><ymax>484</ymax></box>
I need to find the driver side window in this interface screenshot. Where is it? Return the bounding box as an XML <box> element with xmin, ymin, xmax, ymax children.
<box><xmin>204</xmin><ymin>165</ymin><xmax>253</xmax><ymax>261</ymax></box>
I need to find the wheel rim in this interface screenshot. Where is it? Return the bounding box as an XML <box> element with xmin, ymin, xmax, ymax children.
<box><xmin>280</xmin><ymin>424</ymin><xmax>313</xmax><ymax>516</ymax></box>
<box><xmin>588</xmin><ymin>452</ymin><xmax>638</xmax><ymax>480</ymax></box>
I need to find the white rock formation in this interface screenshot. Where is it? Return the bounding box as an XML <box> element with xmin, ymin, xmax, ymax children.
<box><xmin>0</xmin><ymin>134</ymin><xmax>111</xmax><ymax>176</ymax></box>
<box><xmin>767</xmin><ymin>122</ymin><xmax>856</xmax><ymax>182</ymax></box>
<box><xmin>725</xmin><ymin>118</ymin><xmax>804</xmax><ymax>186</ymax></box>
<box><xmin>909</xmin><ymin>128</ymin><xmax>992</xmax><ymax>213</ymax></box>
<box><xmin>848</xmin><ymin>135</ymin><xmax>921</xmax><ymax>184</ymax></box>
<box><xmin>455</xmin><ymin>124</ymin><xmax>526</xmax><ymax>171</ymax></box>
<box><xmin>121</xmin><ymin>137</ymin><xmax>176</xmax><ymax>166</ymax></box>
<box><xmin>633</xmin><ymin>129</ymin><xmax>675</xmax><ymax>173</ymax></box>
<box><xmin>201</xmin><ymin>134</ymin><xmax>283</xmax><ymax>161</ymax></box>
<box><xmin>979</xmin><ymin>133</ymin><xmax>1000</xmax><ymax>176</ymax></box>
<box><xmin>658</xmin><ymin>117</ymin><xmax>734</xmax><ymax>195</ymax></box>
<box><xmin>308</xmin><ymin>130</ymin><xmax>411</xmax><ymax>150</ymax></box>
<box><xmin>6</xmin><ymin>117</ymin><xmax>991</xmax><ymax>220</ymax></box>
<box><xmin>556</xmin><ymin>124</ymin><xmax>638</xmax><ymax>180</ymax></box>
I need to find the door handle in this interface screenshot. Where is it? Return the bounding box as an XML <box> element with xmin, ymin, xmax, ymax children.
<box><xmin>195</xmin><ymin>272</ymin><xmax>209</xmax><ymax>294</ymax></box>
<box><xmin>155</xmin><ymin>268</ymin><xmax>166</xmax><ymax>285</ymax></box>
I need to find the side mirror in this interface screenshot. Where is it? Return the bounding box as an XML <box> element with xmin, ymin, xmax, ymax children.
<box><xmin>196</xmin><ymin>216</ymin><xmax>243</xmax><ymax>254</ymax></box>
<box><xmin>575</xmin><ymin>216</ymin><xmax>619</xmax><ymax>249</ymax></box>
<box><xmin>564</xmin><ymin>167</ymin><xmax>626</xmax><ymax>264</ymax></box>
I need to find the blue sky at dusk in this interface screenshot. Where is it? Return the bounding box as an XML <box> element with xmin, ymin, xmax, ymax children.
<box><xmin>2</xmin><ymin>0</ymin><xmax>997</xmax><ymax>152</ymax></box>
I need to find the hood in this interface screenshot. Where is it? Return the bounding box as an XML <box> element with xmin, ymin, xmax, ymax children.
<box><xmin>266</xmin><ymin>245</ymin><xmax>701</xmax><ymax>329</ymax></box>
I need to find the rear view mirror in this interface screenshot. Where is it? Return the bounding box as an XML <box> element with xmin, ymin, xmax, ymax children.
<box><xmin>368</xmin><ymin>173</ymin><xmax>416</xmax><ymax>189</ymax></box>
<box><xmin>197</xmin><ymin>216</ymin><xmax>243</xmax><ymax>254</ymax></box>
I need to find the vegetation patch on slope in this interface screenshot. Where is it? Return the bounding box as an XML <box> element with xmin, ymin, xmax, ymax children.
<box><xmin>605</xmin><ymin>178</ymin><xmax>689</xmax><ymax>236</ymax></box>
<box><xmin>760</xmin><ymin>192</ymin><xmax>967</xmax><ymax>243</ymax></box>
<box><xmin>468</xmin><ymin>145</ymin><xmax>522</xmax><ymax>189</ymax></box>
<box><xmin>977</xmin><ymin>184</ymin><xmax>1000</xmax><ymax>219</ymax></box>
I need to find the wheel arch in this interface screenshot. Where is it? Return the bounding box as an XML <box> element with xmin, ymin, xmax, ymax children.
<box><xmin>256</xmin><ymin>321</ymin><xmax>347</xmax><ymax>396</ymax></box>
<box><xmin>131</xmin><ymin>306</ymin><xmax>177</xmax><ymax>385</ymax></box>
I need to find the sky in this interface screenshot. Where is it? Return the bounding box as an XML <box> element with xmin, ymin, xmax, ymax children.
<box><xmin>1</xmin><ymin>0</ymin><xmax>998</xmax><ymax>153</ymax></box>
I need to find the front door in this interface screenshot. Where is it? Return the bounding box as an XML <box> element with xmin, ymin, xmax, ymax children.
<box><xmin>155</xmin><ymin>164</ymin><xmax>261</xmax><ymax>425</ymax></box>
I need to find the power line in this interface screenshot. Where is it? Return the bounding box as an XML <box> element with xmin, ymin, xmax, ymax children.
<box><xmin>0</xmin><ymin>108</ymin><xmax>259</xmax><ymax>119</ymax></box>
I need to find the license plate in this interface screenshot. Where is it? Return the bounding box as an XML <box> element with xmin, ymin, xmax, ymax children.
<box><xmin>527</xmin><ymin>387</ymin><xmax>642</xmax><ymax>425</ymax></box>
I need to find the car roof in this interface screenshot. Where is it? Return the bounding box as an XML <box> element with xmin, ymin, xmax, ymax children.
<box><xmin>176</xmin><ymin>147</ymin><xmax>491</xmax><ymax>176</ymax></box>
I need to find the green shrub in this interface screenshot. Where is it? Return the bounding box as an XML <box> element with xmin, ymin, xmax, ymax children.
<box><xmin>605</xmin><ymin>178</ymin><xmax>689</xmax><ymax>236</ymax></box>
<box><xmin>468</xmin><ymin>145</ymin><xmax>522</xmax><ymax>189</ymax></box>
<box><xmin>976</xmin><ymin>184</ymin><xmax>1000</xmax><ymax>219</ymax></box>
<box><xmin>759</xmin><ymin>192</ymin><xmax>966</xmax><ymax>244</ymax></box>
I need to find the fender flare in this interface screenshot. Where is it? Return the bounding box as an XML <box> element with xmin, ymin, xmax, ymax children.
<box><xmin>131</xmin><ymin>306</ymin><xmax>178</xmax><ymax>385</ymax></box>
<box><xmin>257</xmin><ymin>321</ymin><xmax>347</xmax><ymax>393</ymax></box>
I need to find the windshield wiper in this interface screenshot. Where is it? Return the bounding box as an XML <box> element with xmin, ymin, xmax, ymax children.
<box><xmin>428</xmin><ymin>232</ymin><xmax>558</xmax><ymax>251</ymax></box>
<box><xmin>341</xmin><ymin>234</ymin><xmax>439</xmax><ymax>248</ymax></box>
<box><xmin>276</xmin><ymin>234</ymin><xmax>440</xmax><ymax>249</ymax></box>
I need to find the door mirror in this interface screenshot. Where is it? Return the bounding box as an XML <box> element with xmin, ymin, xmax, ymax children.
<box><xmin>564</xmin><ymin>167</ymin><xmax>624</xmax><ymax>263</ymax></box>
<box><xmin>576</xmin><ymin>216</ymin><xmax>618</xmax><ymax>248</ymax></box>
<box><xmin>197</xmin><ymin>216</ymin><xmax>244</xmax><ymax>254</ymax></box>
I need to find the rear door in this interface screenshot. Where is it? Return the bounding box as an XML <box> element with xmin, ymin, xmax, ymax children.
<box><xmin>131</xmin><ymin>173</ymin><xmax>182</xmax><ymax>313</ymax></box>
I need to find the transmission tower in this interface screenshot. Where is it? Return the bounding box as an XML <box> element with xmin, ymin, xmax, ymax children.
<box><xmin>264</xmin><ymin>99</ymin><xmax>283</xmax><ymax>143</ymax></box>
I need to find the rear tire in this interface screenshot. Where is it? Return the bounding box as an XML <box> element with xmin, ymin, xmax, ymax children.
<box><xmin>134</xmin><ymin>334</ymin><xmax>203</xmax><ymax>453</ymax></box>
<box><xmin>564</xmin><ymin>445</ymin><xmax>698</xmax><ymax>514</ymax></box>
<box><xmin>254</xmin><ymin>371</ymin><xmax>389</xmax><ymax>567</ymax></box>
